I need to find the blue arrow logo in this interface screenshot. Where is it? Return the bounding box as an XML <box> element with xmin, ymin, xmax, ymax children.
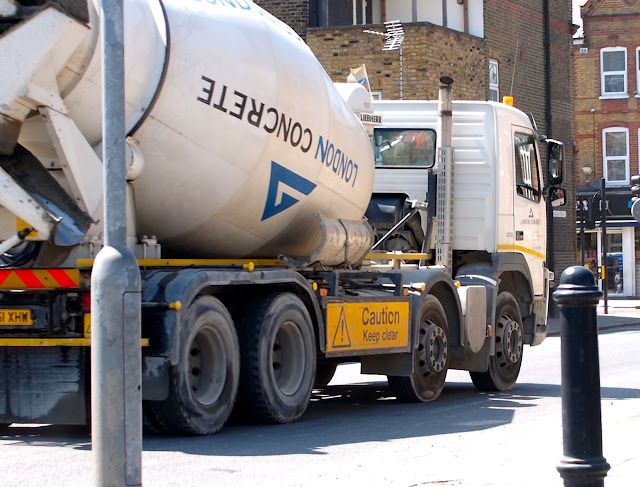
<box><xmin>261</xmin><ymin>161</ymin><xmax>317</xmax><ymax>221</ymax></box>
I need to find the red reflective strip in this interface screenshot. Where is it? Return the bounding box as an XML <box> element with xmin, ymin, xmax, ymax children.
<box><xmin>0</xmin><ymin>271</ymin><xmax>8</xmax><ymax>286</ymax></box>
<box><xmin>48</xmin><ymin>269</ymin><xmax>78</xmax><ymax>288</ymax></box>
<box><xmin>14</xmin><ymin>270</ymin><xmax>44</xmax><ymax>288</ymax></box>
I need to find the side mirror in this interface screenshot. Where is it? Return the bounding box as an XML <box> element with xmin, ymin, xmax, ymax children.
<box><xmin>547</xmin><ymin>139</ymin><xmax>564</xmax><ymax>185</ymax></box>
<box><xmin>550</xmin><ymin>187</ymin><xmax>566</xmax><ymax>207</ymax></box>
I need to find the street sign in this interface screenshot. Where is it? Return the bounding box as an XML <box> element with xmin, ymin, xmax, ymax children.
<box><xmin>325</xmin><ymin>300</ymin><xmax>410</xmax><ymax>355</ymax></box>
<box><xmin>632</xmin><ymin>199</ymin><xmax>640</xmax><ymax>222</ymax></box>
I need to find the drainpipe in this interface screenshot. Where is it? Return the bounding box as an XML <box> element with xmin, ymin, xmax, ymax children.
<box><xmin>543</xmin><ymin>0</ymin><xmax>555</xmax><ymax>313</ymax></box>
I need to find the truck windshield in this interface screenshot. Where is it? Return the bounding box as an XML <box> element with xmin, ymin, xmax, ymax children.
<box><xmin>372</xmin><ymin>128</ymin><xmax>436</xmax><ymax>167</ymax></box>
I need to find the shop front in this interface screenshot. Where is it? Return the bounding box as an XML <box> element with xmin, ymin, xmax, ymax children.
<box><xmin>577</xmin><ymin>189</ymin><xmax>640</xmax><ymax>297</ymax></box>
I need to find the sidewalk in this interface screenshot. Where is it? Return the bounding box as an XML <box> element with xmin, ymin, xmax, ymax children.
<box><xmin>547</xmin><ymin>298</ymin><xmax>640</xmax><ymax>336</ymax></box>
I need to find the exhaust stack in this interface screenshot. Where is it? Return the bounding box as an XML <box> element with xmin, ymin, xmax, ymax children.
<box><xmin>434</xmin><ymin>76</ymin><xmax>454</xmax><ymax>275</ymax></box>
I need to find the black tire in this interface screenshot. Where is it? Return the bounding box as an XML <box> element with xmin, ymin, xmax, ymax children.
<box><xmin>388</xmin><ymin>294</ymin><xmax>449</xmax><ymax>402</ymax></box>
<box><xmin>146</xmin><ymin>296</ymin><xmax>240</xmax><ymax>435</ymax></box>
<box><xmin>142</xmin><ymin>403</ymin><xmax>165</xmax><ymax>435</ymax></box>
<box><xmin>0</xmin><ymin>424</ymin><xmax>10</xmax><ymax>434</ymax></box>
<box><xmin>470</xmin><ymin>291</ymin><xmax>524</xmax><ymax>392</ymax></box>
<box><xmin>236</xmin><ymin>293</ymin><xmax>316</xmax><ymax>424</ymax></box>
<box><xmin>313</xmin><ymin>362</ymin><xmax>338</xmax><ymax>389</ymax></box>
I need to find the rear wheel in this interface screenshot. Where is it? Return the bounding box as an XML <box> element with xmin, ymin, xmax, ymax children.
<box><xmin>470</xmin><ymin>291</ymin><xmax>523</xmax><ymax>392</ymax></box>
<box><xmin>388</xmin><ymin>294</ymin><xmax>449</xmax><ymax>402</ymax></box>
<box><xmin>236</xmin><ymin>293</ymin><xmax>316</xmax><ymax>424</ymax></box>
<box><xmin>146</xmin><ymin>296</ymin><xmax>240</xmax><ymax>435</ymax></box>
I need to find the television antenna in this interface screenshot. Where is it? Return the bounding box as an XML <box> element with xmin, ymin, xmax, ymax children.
<box><xmin>364</xmin><ymin>20</ymin><xmax>405</xmax><ymax>99</ymax></box>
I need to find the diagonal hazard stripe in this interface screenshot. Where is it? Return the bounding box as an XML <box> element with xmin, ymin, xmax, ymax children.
<box><xmin>47</xmin><ymin>269</ymin><xmax>79</xmax><ymax>288</ymax></box>
<box><xmin>14</xmin><ymin>270</ymin><xmax>45</xmax><ymax>288</ymax></box>
<box><xmin>0</xmin><ymin>269</ymin><xmax>81</xmax><ymax>289</ymax></box>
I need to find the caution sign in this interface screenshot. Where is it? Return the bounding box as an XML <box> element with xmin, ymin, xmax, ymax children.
<box><xmin>325</xmin><ymin>301</ymin><xmax>410</xmax><ymax>355</ymax></box>
<box><xmin>331</xmin><ymin>307</ymin><xmax>352</xmax><ymax>348</ymax></box>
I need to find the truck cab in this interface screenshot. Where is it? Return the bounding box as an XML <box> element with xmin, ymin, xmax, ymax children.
<box><xmin>367</xmin><ymin>98</ymin><xmax>565</xmax><ymax>347</ymax></box>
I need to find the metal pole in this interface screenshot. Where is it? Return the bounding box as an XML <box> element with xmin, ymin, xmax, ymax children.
<box><xmin>554</xmin><ymin>266</ymin><xmax>610</xmax><ymax>487</ymax></box>
<box><xmin>92</xmin><ymin>1</ymin><xmax>142</xmax><ymax>485</ymax></box>
<box><xmin>580</xmin><ymin>198</ymin><xmax>585</xmax><ymax>267</ymax></box>
<box><xmin>399</xmin><ymin>44</ymin><xmax>403</xmax><ymax>100</ymax></box>
<box><xmin>600</xmin><ymin>178</ymin><xmax>608</xmax><ymax>314</ymax></box>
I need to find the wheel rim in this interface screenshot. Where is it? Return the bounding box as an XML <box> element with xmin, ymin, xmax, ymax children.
<box><xmin>188</xmin><ymin>325</ymin><xmax>227</xmax><ymax>406</ymax></box>
<box><xmin>496</xmin><ymin>313</ymin><xmax>523</xmax><ymax>368</ymax></box>
<box><xmin>272</xmin><ymin>320</ymin><xmax>306</xmax><ymax>396</ymax></box>
<box><xmin>417</xmin><ymin>321</ymin><xmax>448</xmax><ymax>376</ymax></box>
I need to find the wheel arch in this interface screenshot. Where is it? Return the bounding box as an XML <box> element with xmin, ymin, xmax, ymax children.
<box><xmin>426</xmin><ymin>280</ymin><xmax>462</xmax><ymax>354</ymax></box>
<box><xmin>456</xmin><ymin>255</ymin><xmax>535</xmax><ymax>330</ymax></box>
<box><xmin>491</xmin><ymin>253</ymin><xmax>534</xmax><ymax>320</ymax></box>
<box><xmin>387</xmin><ymin>269</ymin><xmax>463</xmax><ymax>356</ymax></box>
<box><xmin>141</xmin><ymin>268</ymin><xmax>324</xmax><ymax>366</ymax></box>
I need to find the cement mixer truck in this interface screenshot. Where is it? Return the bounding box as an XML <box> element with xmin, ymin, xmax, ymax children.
<box><xmin>0</xmin><ymin>0</ymin><xmax>566</xmax><ymax>435</ymax></box>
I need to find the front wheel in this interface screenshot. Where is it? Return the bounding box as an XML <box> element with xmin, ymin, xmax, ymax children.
<box><xmin>388</xmin><ymin>294</ymin><xmax>449</xmax><ymax>402</ymax></box>
<box><xmin>470</xmin><ymin>291</ymin><xmax>524</xmax><ymax>392</ymax></box>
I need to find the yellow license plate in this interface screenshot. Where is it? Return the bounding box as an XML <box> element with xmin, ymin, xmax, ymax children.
<box><xmin>0</xmin><ymin>309</ymin><xmax>33</xmax><ymax>326</ymax></box>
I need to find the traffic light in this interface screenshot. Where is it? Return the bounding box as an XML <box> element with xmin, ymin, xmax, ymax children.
<box><xmin>631</xmin><ymin>175</ymin><xmax>640</xmax><ymax>222</ymax></box>
<box><xmin>632</xmin><ymin>175</ymin><xmax>640</xmax><ymax>201</ymax></box>
<box><xmin>585</xmin><ymin>199</ymin><xmax>596</xmax><ymax>229</ymax></box>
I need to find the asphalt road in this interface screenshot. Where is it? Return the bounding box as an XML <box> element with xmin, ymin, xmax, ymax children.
<box><xmin>1</xmin><ymin>326</ymin><xmax>639</xmax><ymax>486</ymax></box>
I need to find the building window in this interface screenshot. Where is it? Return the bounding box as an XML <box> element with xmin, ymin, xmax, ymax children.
<box><xmin>514</xmin><ymin>132</ymin><xmax>541</xmax><ymax>203</ymax></box>
<box><xmin>371</xmin><ymin>91</ymin><xmax>383</xmax><ymax>100</ymax></box>
<box><xmin>637</xmin><ymin>47</ymin><xmax>640</xmax><ymax>96</ymax></box>
<box><xmin>602</xmin><ymin>128</ymin><xmax>629</xmax><ymax>185</ymax></box>
<box><xmin>309</xmin><ymin>0</ymin><xmax>484</xmax><ymax>36</ymax></box>
<box><xmin>489</xmin><ymin>59</ymin><xmax>499</xmax><ymax>102</ymax></box>
<box><xmin>310</xmin><ymin>0</ymin><xmax>380</xmax><ymax>26</ymax></box>
<box><xmin>600</xmin><ymin>47</ymin><xmax>627</xmax><ymax>96</ymax></box>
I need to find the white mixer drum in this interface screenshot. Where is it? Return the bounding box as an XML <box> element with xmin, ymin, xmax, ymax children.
<box><xmin>129</xmin><ymin>0</ymin><xmax>375</xmax><ymax>259</ymax></box>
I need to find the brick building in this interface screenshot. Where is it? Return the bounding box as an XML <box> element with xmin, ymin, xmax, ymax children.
<box><xmin>574</xmin><ymin>0</ymin><xmax>640</xmax><ymax>296</ymax></box>
<box><xmin>256</xmin><ymin>0</ymin><xmax>576</xmax><ymax>285</ymax></box>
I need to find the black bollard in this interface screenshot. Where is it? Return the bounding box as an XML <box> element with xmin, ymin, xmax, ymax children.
<box><xmin>553</xmin><ymin>266</ymin><xmax>610</xmax><ymax>487</ymax></box>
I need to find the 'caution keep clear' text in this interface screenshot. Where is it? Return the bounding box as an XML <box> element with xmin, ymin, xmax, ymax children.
<box><xmin>325</xmin><ymin>301</ymin><xmax>410</xmax><ymax>354</ymax></box>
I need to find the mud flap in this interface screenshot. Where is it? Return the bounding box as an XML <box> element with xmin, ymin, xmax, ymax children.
<box><xmin>0</xmin><ymin>346</ymin><xmax>87</xmax><ymax>425</ymax></box>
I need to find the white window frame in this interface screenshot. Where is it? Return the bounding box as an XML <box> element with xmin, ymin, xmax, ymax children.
<box><xmin>489</xmin><ymin>59</ymin><xmax>499</xmax><ymax>102</ymax></box>
<box><xmin>371</xmin><ymin>91</ymin><xmax>383</xmax><ymax>100</ymax></box>
<box><xmin>637</xmin><ymin>47</ymin><xmax>640</xmax><ymax>97</ymax></box>
<box><xmin>602</xmin><ymin>127</ymin><xmax>630</xmax><ymax>186</ymax></box>
<box><xmin>600</xmin><ymin>47</ymin><xmax>627</xmax><ymax>98</ymax></box>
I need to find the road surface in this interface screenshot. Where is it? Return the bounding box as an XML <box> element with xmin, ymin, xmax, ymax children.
<box><xmin>1</xmin><ymin>326</ymin><xmax>638</xmax><ymax>486</ymax></box>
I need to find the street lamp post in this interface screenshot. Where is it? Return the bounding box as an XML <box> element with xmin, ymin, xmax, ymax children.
<box><xmin>92</xmin><ymin>1</ymin><xmax>143</xmax><ymax>485</ymax></box>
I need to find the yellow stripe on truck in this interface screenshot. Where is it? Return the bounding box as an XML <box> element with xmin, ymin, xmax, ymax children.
<box><xmin>77</xmin><ymin>258</ymin><xmax>284</xmax><ymax>268</ymax></box>
<box><xmin>497</xmin><ymin>244</ymin><xmax>545</xmax><ymax>260</ymax></box>
<box><xmin>0</xmin><ymin>338</ymin><xmax>150</xmax><ymax>347</ymax></box>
